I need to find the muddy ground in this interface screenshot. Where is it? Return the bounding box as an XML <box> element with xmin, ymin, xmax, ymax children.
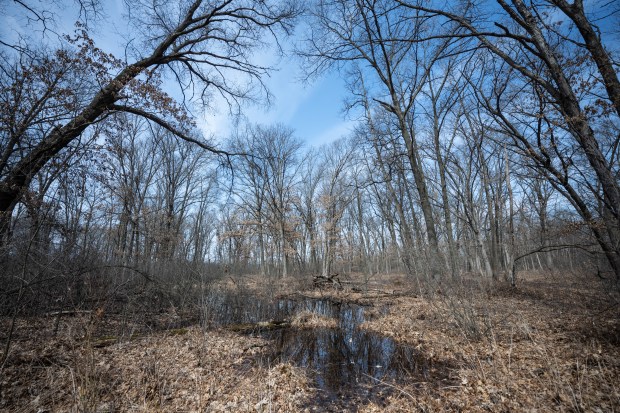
<box><xmin>1</xmin><ymin>271</ymin><xmax>619</xmax><ymax>412</ymax></box>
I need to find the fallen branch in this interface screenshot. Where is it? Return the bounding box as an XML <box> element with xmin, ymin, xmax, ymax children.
<box><xmin>361</xmin><ymin>372</ymin><xmax>417</xmax><ymax>400</ymax></box>
<box><xmin>45</xmin><ymin>310</ymin><xmax>92</xmax><ymax>317</ymax></box>
<box><xmin>511</xmin><ymin>243</ymin><xmax>599</xmax><ymax>286</ymax></box>
<box><xmin>313</xmin><ymin>273</ymin><xmax>342</xmax><ymax>289</ymax></box>
<box><xmin>227</xmin><ymin>320</ymin><xmax>291</xmax><ymax>334</ymax></box>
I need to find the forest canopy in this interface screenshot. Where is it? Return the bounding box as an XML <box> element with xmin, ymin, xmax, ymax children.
<box><xmin>0</xmin><ymin>0</ymin><xmax>619</xmax><ymax>311</ymax></box>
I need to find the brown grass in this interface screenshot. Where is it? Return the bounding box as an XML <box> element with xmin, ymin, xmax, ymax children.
<box><xmin>290</xmin><ymin>310</ymin><xmax>338</xmax><ymax>329</ymax></box>
<box><xmin>1</xmin><ymin>270</ymin><xmax>618</xmax><ymax>412</ymax></box>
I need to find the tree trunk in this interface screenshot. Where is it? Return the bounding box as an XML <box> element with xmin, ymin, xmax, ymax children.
<box><xmin>505</xmin><ymin>148</ymin><xmax>516</xmax><ymax>286</ymax></box>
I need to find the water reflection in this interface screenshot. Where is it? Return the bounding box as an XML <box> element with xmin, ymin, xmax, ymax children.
<box><xmin>204</xmin><ymin>293</ymin><xmax>428</xmax><ymax>398</ymax></box>
<box><xmin>263</xmin><ymin>300</ymin><xmax>426</xmax><ymax>394</ymax></box>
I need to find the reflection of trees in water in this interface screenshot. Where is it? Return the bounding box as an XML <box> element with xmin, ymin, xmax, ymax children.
<box><xmin>268</xmin><ymin>302</ymin><xmax>421</xmax><ymax>393</ymax></box>
<box><xmin>207</xmin><ymin>293</ymin><xmax>429</xmax><ymax>394</ymax></box>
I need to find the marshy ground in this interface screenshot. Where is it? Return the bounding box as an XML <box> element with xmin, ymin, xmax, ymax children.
<box><xmin>1</xmin><ymin>271</ymin><xmax>619</xmax><ymax>412</ymax></box>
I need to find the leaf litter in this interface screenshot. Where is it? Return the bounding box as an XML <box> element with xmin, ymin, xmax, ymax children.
<box><xmin>1</xmin><ymin>270</ymin><xmax>618</xmax><ymax>412</ymax></box>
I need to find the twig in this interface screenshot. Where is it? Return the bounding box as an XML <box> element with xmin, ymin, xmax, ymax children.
<box><xmin>361</xmin><ymin>372</ymin><xmax>416</xmax><ymax>400</ymax></box>
<box><xmin>45</xmin><ymin>310</ymin><xmax>93</xmax><ymax>317</ymax></box>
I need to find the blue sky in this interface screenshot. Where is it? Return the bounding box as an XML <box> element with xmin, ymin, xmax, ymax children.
<box><xmin>217</xmin><ymin>67</ymin><xmax>355</xmax><ymax>147</ymax></box>
<box><xmin>287</xmin><ymin>72</ymin><xmax>355</xmax><ymax>146</ymax></box>
<box><xmin>199</xmin><ymin>55</ymin><xmax>355</xmax><ymax>148</ymax></box>
<box><xmin>3</xmin><ymin>0</ymin><xmax>619</xmax><ymax>150</ymax></box>
<box><xmin>0</xmin><ymin>0</ymin><xmax>354</xmax><ymax>149</ymax></box>
<box><xmin>0</xmin><ymin>0</ymin><xmax>353</xmax><ymax>150</ymax></box>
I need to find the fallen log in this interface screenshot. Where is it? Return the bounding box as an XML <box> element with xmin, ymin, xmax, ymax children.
<box><xmin>45</xmin><ymin>310</ymin><xmax>92</xmax><ymax>317</ymax></box>
<box><xmin>226</xmin><ymin>319</ymin><xmax>290</xmax><ymax>334</ymax></box>
<box><xmin>90</xmin><ymin>328</ymin><xmax>189</xmax><ymax>348</ymax></box>
<box><xmin>313</xmin><ymin>273</ymin><xmax>342</xmax><ymax>289</ymax></box>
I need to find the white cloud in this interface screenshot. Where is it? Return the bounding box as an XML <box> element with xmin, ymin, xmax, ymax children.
<box><xmin>196</xmin><ymin>53</ymin><xmax>323</xmax><ymax>142</ymax></box>
<box><xmin>311</xmin><ymin>119</ymin><xmax>357</xmax><ymax>148</ymax></box>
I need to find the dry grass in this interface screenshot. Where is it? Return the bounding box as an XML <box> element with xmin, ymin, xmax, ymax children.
<box><xmin>1</xmin><ymin>270</ymin><xmax>618</xmax><ymax>412</ymax></box>
<box><xmin>290</xmin><ymin>311</ymin><xmax>338</xmax><ymax>329</ymax></box>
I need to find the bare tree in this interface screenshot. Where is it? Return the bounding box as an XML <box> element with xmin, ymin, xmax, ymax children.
<box><xmin>422</xmin><ymin>60</ymin><xmax>461</xmax><ymax>278</ymax></box>
<box><xmin>0</xmin><ymin>0</ymin><xmax>299</xmax><ymax>243</ymax></box>
<box><xmin>317</xmin><ymin>138</ymin><xmax>356</xmax><ymax>278</ymax></box>
<box><xmin>230</xmin><ymin>124</ymin><xmax>303</xmax><ymax>277</ymax></box>
<box><xmin>101</xmin><ymin>114</ymin><xmax>158</xmax><ymax>262</ymax></box>
<box><xmin>397</xmin><ymin>0</ymin><xmax>620</xmax><ymax>277</ymax></box>
<box><xmin>293</xmin><ymin>148</ymin><xmax>324</xmax><ymax>273</ymax></box>
<box><xmin>300</xmin><ymin>0</ymin><xmax>457</xmax><ymax>276</ymax></box>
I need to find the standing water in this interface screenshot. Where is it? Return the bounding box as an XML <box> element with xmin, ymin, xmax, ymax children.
<box><xmin>203</xmin><ymin>292</ymin><xmax>444</xmax><ymax>408</ymax></box>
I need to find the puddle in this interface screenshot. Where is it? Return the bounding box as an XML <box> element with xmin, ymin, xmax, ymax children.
<box><xmin>203</xmin><ymin>291</ymin><xmax>443</xmax><ymax>405</ymax></box>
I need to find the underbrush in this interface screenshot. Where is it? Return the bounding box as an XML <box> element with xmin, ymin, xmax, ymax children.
<box><xmin>1</xmin><ymin>270</ymin><xmax>618</xmax><ymax>412</ymax></box>
<box><xmin>403</xmin><ymin>272</ymin><xmax>620</xmax><ymax>411</ymax></box>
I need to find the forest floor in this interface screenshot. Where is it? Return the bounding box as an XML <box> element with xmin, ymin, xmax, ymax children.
<box><xmin>1</xmin><ymin>270</ymin><xmax>619</xmax><ymax>412</ymax></box>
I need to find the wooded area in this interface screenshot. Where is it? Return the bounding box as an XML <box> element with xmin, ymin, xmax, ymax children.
<box><xmin>2</xmin><ymin>0</ymin><xmax>619</xmax><ymax>299</ymax></box>
<box><xmin>1</xmin><ymin>0</ymin><xmax>619</xmax><ymax>411</ymax></box>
